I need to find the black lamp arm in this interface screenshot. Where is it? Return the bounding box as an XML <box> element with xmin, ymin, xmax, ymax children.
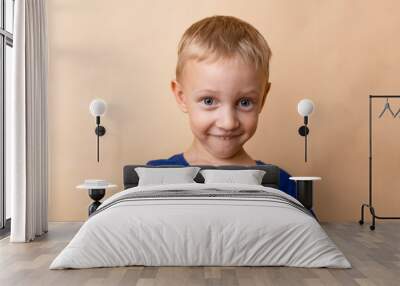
<box><xmin>298</xmin><ymin>116</ymin><xmax>310</xmax><ymax>162</ymax></box>
<box><xmin>94</xmin><ymin>116</ymin><xmax>106</xmax><ymax>162</ymax></box>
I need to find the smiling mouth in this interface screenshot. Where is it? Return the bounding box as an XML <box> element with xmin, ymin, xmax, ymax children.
<box><xmin>212</xmin><ymin>135</ymin><xmax>240</xmax><ymax>140</ymax></box>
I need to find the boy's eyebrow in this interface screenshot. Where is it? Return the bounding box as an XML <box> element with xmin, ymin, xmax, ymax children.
<box><xmin>239</xmin><ymin>89</ymin><xmax>260</xmax><ymax>96</ymax></box>
<box><xmin>193</xmin><ymin>89</ymin><xmax>219</xmax><ymax>95</ymax></box>
<box><xmin>193</xmin><ymin>89</ymin><xmax>260</xmax><ymax>96</ymax></box>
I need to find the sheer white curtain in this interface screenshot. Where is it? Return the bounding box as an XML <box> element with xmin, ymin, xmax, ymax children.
<box><xmin>8</xmin><ymin>0</ymin><xmax>48</xmax><ymax>242</ymax></box>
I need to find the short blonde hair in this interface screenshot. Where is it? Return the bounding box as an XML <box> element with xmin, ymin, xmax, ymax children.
<box><xmin>176</xmin><ymin>15</ymin><xmax>272</xmax><ymax>82</ymax></box>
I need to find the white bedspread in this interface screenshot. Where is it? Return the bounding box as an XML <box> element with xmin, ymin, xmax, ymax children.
<box><xmin>49</xmin><ymin>183</ymin><xmax>351</xmax><ymax>269</ymax></box>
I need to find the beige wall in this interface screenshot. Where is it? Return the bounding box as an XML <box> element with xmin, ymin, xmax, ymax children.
<box><xmin>47</xmin><ymin>0</ymin><xmax>400</xmax><ymax>222</ymax></box>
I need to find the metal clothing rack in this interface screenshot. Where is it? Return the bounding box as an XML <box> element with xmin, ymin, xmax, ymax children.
<box><xmin>359</xmin><ymin>95</ymin><xmax>400</xmax><ymax>230</ymax></box>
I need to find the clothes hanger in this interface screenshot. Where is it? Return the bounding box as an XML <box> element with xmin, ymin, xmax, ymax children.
<box><xmin>378</xmin><ymin>97</ymin><xmax>396</xmax><ymax>118</ymax></box>
<box><xmin>394</xmin><ymin>105</ymin><xmax>400</xmax><ymax>118</ymax></box>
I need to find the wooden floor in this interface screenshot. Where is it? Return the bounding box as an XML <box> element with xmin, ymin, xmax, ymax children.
<box><xmin>0</xmin><ymin>222</ymin><xmax>399</xmax><ymax>286</ymax></box>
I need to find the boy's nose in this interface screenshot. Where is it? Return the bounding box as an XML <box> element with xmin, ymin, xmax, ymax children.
<box><xmin>215</xmin><ymin>108</ymin><xmax>240</xmax><ymax>131</ymax></box>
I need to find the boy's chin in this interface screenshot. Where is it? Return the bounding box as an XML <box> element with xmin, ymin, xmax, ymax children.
<box><xmin>205</xmin><ymin>139</ymin><xmax>245</xmax><ymax>157</ymax></box>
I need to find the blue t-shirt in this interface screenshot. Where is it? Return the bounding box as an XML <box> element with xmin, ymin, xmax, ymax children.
<box><xmin>146</xmin><ymin>153</ymin><xmax>297</xmax><ymax>199</ymax></box>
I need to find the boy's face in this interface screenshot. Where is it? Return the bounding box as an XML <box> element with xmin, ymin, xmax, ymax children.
<box><xmin>171</xmin><ymin>55</ymin><xmax>271</xmax><ymax>159</ymax></box>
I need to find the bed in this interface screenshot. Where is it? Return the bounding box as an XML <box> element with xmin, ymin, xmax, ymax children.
<box><xmin>49</xmin><ymin>164</ymin><xmax>351</xmax><ymax>269</ymax></box>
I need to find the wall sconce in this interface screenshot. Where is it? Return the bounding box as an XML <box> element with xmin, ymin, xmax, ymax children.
<box><xmin>89</xmin><ymin>99</ymin><xmax>107</xmax><ymax>162</ymax></box>
<box><xmin>297</xmin><ymin>99</ymin><xmax>314</xmax><ymax>162</ymax></box>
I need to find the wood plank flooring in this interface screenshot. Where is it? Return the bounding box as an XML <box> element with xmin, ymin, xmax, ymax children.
<box><xmin>0</xmin><ymin>222</ymin><xmax>399</xmax><ymax>286</ymax></box>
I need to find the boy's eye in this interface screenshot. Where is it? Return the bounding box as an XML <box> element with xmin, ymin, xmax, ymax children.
<box><xmin>202</xmin><ymin>97</ymin><xmax>214</xmax><ymax>105</ymax></box>
<box><xmin>239</xmin><ymin>98</ymin><xmax>253</xmax><ymax>108</ymax></box>
<box><xmin>200</xmin><ymin>97</ymin><xmax>254</xmax><ymax>108</ymax></box>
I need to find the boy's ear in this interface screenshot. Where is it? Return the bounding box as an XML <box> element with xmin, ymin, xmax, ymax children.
<box><xmin>171</xmin><ymin>79</ymin><xmax>188</xmax><ymax>113</ymax></box>
<box><xmin>259</xmin><ymin>81</ymin><xmax>271</xmax><ymax>112</ymax></box>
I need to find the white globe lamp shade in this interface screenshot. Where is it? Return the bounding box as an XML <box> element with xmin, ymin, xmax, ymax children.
<box><xmin>89</xmin><ymin>99</ymin><xmax>107</xmax><ymax>117</ymax></box>
<box><xmin>297</xmin><ymin>99</ymin><xmax>314</xmax><ymax>117</ymax></box>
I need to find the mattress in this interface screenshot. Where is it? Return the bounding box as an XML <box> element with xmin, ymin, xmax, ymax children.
<box><xmin>49</xmin><ymin>183</ymin><xmax>351</xmax><ymax>269</ymax></box>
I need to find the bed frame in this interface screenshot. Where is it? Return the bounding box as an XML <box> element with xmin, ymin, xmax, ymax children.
<box><xmin>123</xmin><ymin>164</ymin><xmax>281</xmax><ymax>190</ymax></box>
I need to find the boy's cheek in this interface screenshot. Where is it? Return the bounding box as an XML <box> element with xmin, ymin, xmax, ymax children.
<box><xmin>187</xmin><ymin>106</ymin><xmax>208</xmax><ymax>119</ymax></box>
<box><xmin>188</xmin><ymin>113</ymin><xmax>212</xmax><ymax>132</ymax></box>
<box><xmin>188</xmin><ymin>113</ymin><xmax>210</xmax><ymax>128</ymax></box>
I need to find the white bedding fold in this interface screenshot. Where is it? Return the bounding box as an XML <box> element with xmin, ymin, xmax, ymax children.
<box><xmin>50</xmin><ymin>183</ymin><xmax>351</xmax><ymax>269</ymax></box>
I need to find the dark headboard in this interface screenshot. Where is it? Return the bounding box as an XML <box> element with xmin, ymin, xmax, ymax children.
<box><xmin>123</xmin><ymin>164</ymin><xmax>281</xmax><ymax>190</ymax></box>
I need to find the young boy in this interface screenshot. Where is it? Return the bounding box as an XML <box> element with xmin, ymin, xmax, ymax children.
<box><xmin>147</xmin><ymin>15</ymin><xmax>296</xmax><ymax>198</ymax></box>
